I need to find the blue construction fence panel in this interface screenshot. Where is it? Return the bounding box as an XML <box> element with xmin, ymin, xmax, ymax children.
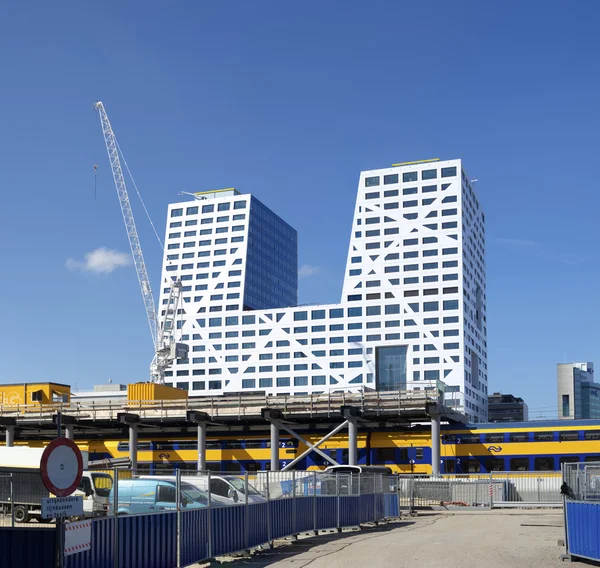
<box><xmin>247</xmin><ymin>502</ymin><xmax>270</xmax><ymax>548</ymax></box>
<box><xmin>384</xmin><ymin>493</ymin><xmax>399</xmax><ymax>518</ymax></box>
<box><xmin>180</xmin><ymin>508</ymin><xmax>209</xmax><ymax>566</ymax></box>
<box><xmin>211</xmin><ymin>505</ymin><xmax>245</xmax><ymax>557</ymax></box>
<box><xmin>316</xmin><ymin>496</ymin><xmax>337</xmax><ymax>530</ymax></box>
<box><xmin>566</xmin><ymin>501</ymin><xmax>600</xmax><ymax>561</ymax></box>
<box><xmin>0</xmin><ymin>528</ymin><xmax>56</xmax><ymax>568</ymax></box>
<box><xmin>295</xmin><ymin>497</ymin><xmax>315</xmax><ymax>532</ymax></box>
<box><xmin>65</xmin><ymin>517</ymin><xmax>114</xmax><ymax>568</ymax></box>
<box><xmin>339</xmin><ymin>496</ymin><xmax>362</xmax><ymax>527</ymax></box>
<box><xmin>270</xmin><ymin>499</ymin><xmax>294</xmax><ymax>539</ymax></box>
<box><xmin>118</xmin><ymin>512</ymin><xmax>177</xmax><ymax>568</ymax></box>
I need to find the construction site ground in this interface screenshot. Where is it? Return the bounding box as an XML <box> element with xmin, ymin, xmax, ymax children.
<box><xmin>199</xmin><ymin>509</ymin><xmax>567</xmax><ymax>568</ymax></box>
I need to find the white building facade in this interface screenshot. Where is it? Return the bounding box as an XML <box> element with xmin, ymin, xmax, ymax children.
<box><xmin>161</xmin><ymin>159</ymin><xmax>488</xmax><ymax>422</ymax></box>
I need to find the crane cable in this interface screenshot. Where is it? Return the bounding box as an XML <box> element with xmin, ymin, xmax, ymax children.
<box><xmin>114</xmin><ymin>138</ymin><xmax>164</xmax><ymax>251</ymax></box>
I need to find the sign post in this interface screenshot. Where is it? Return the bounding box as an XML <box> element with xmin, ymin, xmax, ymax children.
<box><xmin>40</xmin><ymin>415</ymin><xmax>84</xmax><ymax>568</ymax></box>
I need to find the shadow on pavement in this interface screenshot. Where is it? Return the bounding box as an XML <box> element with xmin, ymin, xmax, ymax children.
<box><xmin>206</xmin><ymin>520</ymin><xmax>415</xmax><ymax>567</ymax></box>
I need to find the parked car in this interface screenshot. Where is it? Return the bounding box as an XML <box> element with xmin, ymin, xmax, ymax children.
<box><xmin>108</xmin><ymin>478</ymin><xmax>208</xmax><ymax>515</ymax></box>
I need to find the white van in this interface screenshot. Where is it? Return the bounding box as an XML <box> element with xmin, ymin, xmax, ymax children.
<box><xmin>142</xmin><ymin>475</ymin><xmax>266</xmax><ymax>505</ymax></box>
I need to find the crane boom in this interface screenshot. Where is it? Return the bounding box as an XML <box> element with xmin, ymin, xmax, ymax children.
<box><xmin>94</xmin><ymin>101</ymin><xmax>159</xmax><ymax>351</ymax></box>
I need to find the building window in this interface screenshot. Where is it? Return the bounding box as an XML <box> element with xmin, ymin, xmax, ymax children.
<box><xmin>422</xmin><ymin>169</ymin><xmax>437</xmax><ymax>180</ymax></box>
<box><xmin>376</xmin><ymin>345</ymin><xmax>408</xmax><ymax>391</ymax></box>
<box><xmin>171</xmin><ymin>208</ymin><xmax>183</xmax><ymax>217</ymax></box>
<box><xmin>562</xmin><ymin>394</ymin><xmax>570</xmax><ymax>417</ymax></box>
<box><xmin>402</xmin><ymin>172</ymin><xmax>417</xmax><ymax>183</ymax></box>
<box><xmin>384</xmin><ymin>174</ymin><xmax>398</xmax><ymax>185</ymax></box>
<box><xmin>443</xmin><ymin>300</ymin><xmax>459</xmax><ymax>310</ymax></box>
<box><xmin>441</xmin><ymin>166</ymin><xmax>457</xmax><ymax>178</ymax></box>
<box><xmin>365</xmin><ymin>176</ymin><xmax>380</xmax><ymax>187</ymax></box>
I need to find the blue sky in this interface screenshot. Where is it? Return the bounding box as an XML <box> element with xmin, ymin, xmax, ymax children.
<box><xmin>1</xmin><ymin>1</ymin><xmax>599</xmax><ymax>418</ymax></box>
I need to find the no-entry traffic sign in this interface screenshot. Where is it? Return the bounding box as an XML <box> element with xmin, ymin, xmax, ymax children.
<box><xmin>40</xmin><ymin>438</ymin><xmax>84</xmax><ymax>497</ymax></box>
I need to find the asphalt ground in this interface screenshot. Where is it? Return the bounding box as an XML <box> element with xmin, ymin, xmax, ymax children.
<box><xmin>199</xmin><ymin>510</ymin><xmax>567</xmax><ymax>568</ymax></box>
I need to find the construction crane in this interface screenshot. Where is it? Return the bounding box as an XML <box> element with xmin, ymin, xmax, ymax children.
<box><xmin>94</xmin><ymin>101</ymin><xmax>188</xmax><ymax>383</ymax></box>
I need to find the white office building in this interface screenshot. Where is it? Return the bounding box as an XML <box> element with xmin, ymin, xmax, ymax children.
<box><xmin>161</xmin><ymin>159</ymin><xmax>488</xmax><ymax>421</ymax></box>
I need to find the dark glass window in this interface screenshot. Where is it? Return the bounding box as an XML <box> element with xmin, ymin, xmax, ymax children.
<box><xmin>376</xmin><ymin>345</ymin><xmax>407</xmax><ymax>391</ymax></box>
<box><xmin>534</xmin><ymin>457</ymin><xmax>555</xmax><ymax>471</ymax></box>
<box><xmin>402</xmin><ymin>172</ymin><xmax>417</xmax><ymax>182</ymax></box>
<box><xmin>384</xmin><ymin>174</ymin><xmax>399</xmax><ymax>185</ymax></box>
<box><xmin>365</xmin><ymin>176</ymin><xmax>380</xmax><ymax>187</ymax></box>
<box><xmin>510</xmin><ymin>458</ymin><xmax>529</xmax><ymax>471</ymax></box>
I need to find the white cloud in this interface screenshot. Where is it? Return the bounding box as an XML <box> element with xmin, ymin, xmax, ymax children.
<box><xmin>66</xmin><ymin>247</ymin><xmax>130</xmax><ymax>274</ymax></box>
<box><xmin>299</xmin><ymin>264</ymin><xmax>320</xmax><ymax>278</ymax></box>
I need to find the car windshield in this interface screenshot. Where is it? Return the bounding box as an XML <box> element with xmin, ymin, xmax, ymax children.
<box><xmin>181</xmin><ymin>483</ymin><xmax>208</xmax><ymax>504</ymax></box>
<box><xmin>92</xmin><ymin>474</ymin><xmax>113</xmax><ymax>498</ymax></box>
<box><xmin>228</xmin><ymin>478</ymin><xmax>260</xmax><ymax>496</ymax></box>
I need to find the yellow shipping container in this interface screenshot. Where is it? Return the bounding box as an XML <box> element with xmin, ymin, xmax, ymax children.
<box><xmin>0</xmin><ymin>382</ymin><xmax>70</xmax><ymax>411</ymax></box>
<box><xmin>127</xmin><ymin>383</ymin><xmax>188</xmax><ymax>402</ymax></box>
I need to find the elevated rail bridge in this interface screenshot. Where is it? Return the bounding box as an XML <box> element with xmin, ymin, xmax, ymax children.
<box><xmin>0</xmin><ymin>389</ymin><xmax>466</xmax><ymax>474</ymax></box>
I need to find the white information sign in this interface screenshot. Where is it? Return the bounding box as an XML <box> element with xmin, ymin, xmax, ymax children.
<box><xmin>41</xmin><ymin>495</ymin><xmax>83</xmax><ymax>519</ymax></box>
<box><xmin>64</xmin><ymin>519</ymin><xmax>92</xmax><ymax>557</ymax></box>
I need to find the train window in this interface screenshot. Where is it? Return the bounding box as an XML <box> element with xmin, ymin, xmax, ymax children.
<box><xmin>508</xmin><ymin>433</ymin><xmax>528</xmax><ymax>443</ymax></box>
<box><xmin>207</xmin><ymin>442</ymin><xmax>221</xmax><ymax>449</ymax></box>
<box><xmin>533</xmin><ymin>432</ymin><xmax>554</xmax><ymax>442</ymax></box>
<box><xmin>116</xmin><ymin>442</ymin><xmax>152</xmax><ymax>451</ymax></box>
<box><xmin>443</xmin><ymin>435</ymin><xmax>457</xmax><ymax>443</ymax></box>
<box><xmin>534</xmin><ymin>457</ymin><xmax>555</xmax><ymax>471</ymax></box>
<box><xmin>458</xmin><ymin>435</ymin><xmax>480</xmax><ymax>444</ymax></box>
<box><xmin>485</xmin><ymin>434</ymin><xmax>504</xmax><ymax>443</ymax></box>
<box><xmin>444</xmin><ymin>459</ymin><xmax>455</xmax><ymax>473</ymax></box>
<box><xmin>485</xmin><ymin>458</ymin><xmax>504</xmax><ymax>472</ymax></box>
<box><xmin>415</xmin><ymin>448</ymin><xmax>424</xmax><ymax>460</ymax></box>
<box><xmin>399</xmin><ymin>448</ymin><xmax>409</xmax><ymax>462</ymax></box>
<box><xmin>206</xmin><ymin>462</ymin><xmax>221</xmax><ymax>472</ymax></box>
<box><xmin>376</xmin><ymin>448</ymin><xmax>395</xmax><ymax>463</ymax></box>
<box><xmin>461</xmin><ymin>459</ymin><xmax>480</xmax><ymax>473</ymax></box>
<box><xmin>245</xmin><ymin>461</ymin><xmax>261</xmax><ymax>472</ymax></box>
<box><xmin>559</xmin><ymin>456</ymin><xmax>578</xmax><ymax>465</ymax></box>
<box><xmin>584</xmin><ymin>456</ymin><xmax>600</xmax><ymax>463</ymax></box>
<box><xmin>510</xmin><ymin>458</ymin><xmax>529</xmax><ymax>471</ymax></box>
<box><xmin>223</xmin><ymin>440</ymin><xmax>245</xmax><ymax>449</ymax></box>
<box><xmin>223</xmin><ymin>462</ymin><xmax>241</xmax><ymax>472</ymax></box>
<box><xmin>584</xmin><ymin>432</ymin><xmax>600</xmax><ymax>440</ymax></box>
<box><xmin>244</xmin><ymin>440</ymin><xmax>265</xmax><ymax>448</ymax></box>
<box><xmin>559</xmin><ymin>432</ymin><xmax>579</xmax><ymax>441</ymax></box>
<box><xmin>340</xmin><ymin>449</ymin><xmax>349</xmax><ymax>464</ymax></box>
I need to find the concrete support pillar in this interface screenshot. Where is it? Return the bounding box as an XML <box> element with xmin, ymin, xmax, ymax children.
<box><xmin>270</xmin><ymin>420</ymin><xmax>280</xmax><ymax>471</ymax></box>
<box><xmin>431</xmin><ymin>413</ymin><xmax>441</xmax><ymax>476</ymax></box>
<box><xmin>5</xmin><ymin>427</ymin><xmax>14</xmax><ymax>448</ymax></box>
<box><xmin>64</xmin><ymin>424</ymin><xmax>74</xmax><ymax>440</ymax></box>
<box><xmin>347</xmin><ymin>418</ymin><xmax>358</xmax><ymax>466</ymax></box>
<box><xmin>129</xmin><ymin>423</ymin><xmax>138</xmax><ymax>471</ymax></box>
<box><xmin>197</xmin><ymin>421</ymin><xmax>207</xmax><ymax>472</ymax></box>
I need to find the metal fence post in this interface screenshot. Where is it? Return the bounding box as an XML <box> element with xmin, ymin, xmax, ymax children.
<box><xmin>373</xmin><ymin>474</ymin><xmax>377</xmax><ymax>523</ymax></box>
<box><xmin>176</xmin><ymin>469</ymin><xmax>181</xmax><ymax>568</ymax></box>
<box><xmin>292</xmin><ymin>470</ymin><xmax>296</xmax><ymax>536</ymax></box>
<box><xmin>207</xmin><ymin>471</ymin><xmax>212</xmax><ymax>559</ymax></box>
<box><xmin>266</xmin><ymin>471</ymin><xmax>272</xmax><ymax>548</ymax></box>
<box><xmin>313</xmin><ymin>471</ymin><xmax>317</xmax><ymax>534</ymax></box>
<box><xmin>113</xmin><ymin>467</ymin><xmax>119</xmax><ymax>568</ymax></box>
<box><xmin>410</xmin><ymin>477</ymin><xmax>415</xmax><ymax>513</ymax></box>
<box><xmin>244</xmin><ymin>471</ymin><xmax>249</xmax><ymax>550</ymax></box>
<box><xmin>10</xmin><ymin>472</ymin><xmax>14</xmax><ymax>528</ymax></box>
<box><xmin>336</xmin><ymin>473</ymin><xmax>341</xmax><ymax>532</ymax></box>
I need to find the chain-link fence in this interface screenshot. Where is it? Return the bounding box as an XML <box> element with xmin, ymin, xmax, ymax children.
<box><xmin>562</xmin><ymin>461</ymin><xmax>600</xmax><ymax>501</ymax></box>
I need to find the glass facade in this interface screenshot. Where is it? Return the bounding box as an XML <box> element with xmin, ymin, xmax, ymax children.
<box><xmin>376</xmin><ymin>346</ymin><xmax>408</xmax><ymax>391</ymax></box>
<box><xmin>244</xmin><ymin>197</ymin><xmax>298</xmax><ymax>310</ymax></box>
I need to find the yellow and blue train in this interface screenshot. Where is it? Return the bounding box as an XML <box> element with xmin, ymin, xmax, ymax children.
<box><xmin>65</xmin><ymin>419</ymin><xmax>600</xmax><ymax>474</ymax></box>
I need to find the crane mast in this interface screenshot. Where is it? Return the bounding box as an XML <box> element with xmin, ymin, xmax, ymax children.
<box><xmin>94</xmin><ymin>101</ymin><xmax>187</xmax><ymax>383</ymax></box>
